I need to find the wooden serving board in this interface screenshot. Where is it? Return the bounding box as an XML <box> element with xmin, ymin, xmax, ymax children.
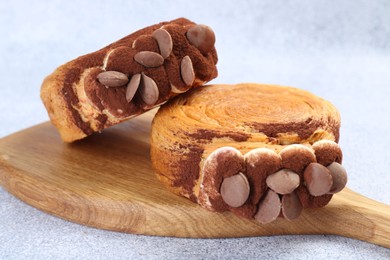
<box><xmin>0</xmin><ymin>110</ymin><xmax>389</xmax><ymax>248</ymax></box>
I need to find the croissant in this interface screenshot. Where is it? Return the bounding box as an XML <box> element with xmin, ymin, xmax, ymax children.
<box><xmin>151</xmin><ymin>83</ymin><xmax>348</xmax><ymax>223</ymax></box>
<box><xmin>41</xmin><ymin>18</ymin><xmax>218</xmax><ymax>142</ymax></box>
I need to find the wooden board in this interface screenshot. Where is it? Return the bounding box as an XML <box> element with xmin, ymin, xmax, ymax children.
<box><xmin>0</xmin><ymin>110</ymin><xmax>389</xmax><ymax>248</ymax></box>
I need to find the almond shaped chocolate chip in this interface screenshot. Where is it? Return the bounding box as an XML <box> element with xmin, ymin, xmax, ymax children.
<box><xmin>186</xmin><ymin>24</ymin><xmax>216</xmax><ymax>54</ymax></box>
<box><xmin>327</xmin><ymin>162</ymin><xmax>348</xmax><ymax>194</ymax></box>
<box><xmin>303</xmin><ymin>163</ymin><xmax>333</xmax><ymax>196</ymax></box>
<box><xmin>152</xmin><ymin>28</ymin><xmax>173</xmax><ymax>59</ymax></box>
<box><xmin>180</xmin><ymin>56</ymin><xmax>195</xmax><ymax>86</ymax></box>
<box><xmin>281</xmin><ymin>192</ymin><xmax>303</xmax><ymax>221</ymax></box>
<box><xmin>97</xmin><ymin>71</ymin><xmax>129</xmax><ymax>87</ymax></box>
<box><xmin>254</xmin><ymin>189</ymin><xmax>281</xmax><ymax>224</ymax></box>
<box><xmin>126</xmin><ymin>74</ymin><xmax>141</xmax><ymax>102</ymax></box>
<box><xmin>134</xmin><ymin>51</ymin><xmax>164</xmax><ymax>68</ymax></box>
<box><xmin>139</xmin><ymin>74</ymin><xmax>159</xmax><ymax>105</ymax></box>
<box><xmin>266</xmin><ymin>169</ymin><xmax>300</xmax><ymax>195</ymax></box>
<box><xmin>220</xmin><ymin>172</ymin><xmax>250</xmax><ymax>208</ymax></box>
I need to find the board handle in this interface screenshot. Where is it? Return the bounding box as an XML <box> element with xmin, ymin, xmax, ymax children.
<box><xmin>321</xmin><ymin>189</ymin><xmax>390</xmax><ymax>248</ymax></box>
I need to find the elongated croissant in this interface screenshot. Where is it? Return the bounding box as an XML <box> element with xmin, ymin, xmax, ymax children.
<box><xmin>41</xmin><ymin>18</ymin><xmax>218</xmax><ymax>142</ymax></box>
<box><xmin>151</xmin><ymin>83</ymin><xmax>348</xmax><ymax>223</ymax></box>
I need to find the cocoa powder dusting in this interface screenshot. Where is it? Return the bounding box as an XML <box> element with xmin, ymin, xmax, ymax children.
<box><xmin>281</xmin><ymin>149</ymin><xmax>316</xmax><ymax>175</ymax></box>
<box><xmin>132</xmin><ymin>35</ymin><xmax>160</xmax><ymax>53</ymax></box>
<box><xmin>230</xmin><ymin>203</ymin><xmax>257</xmax><ymax>219</ymax></box>
<box><xmin>105</xmin><ymin>47</ymin><xmax>144</xmax><ymax>73</ymax></box>
<box><xmin>296</xmin><ymin>185</ymin><xmax>333</xmax><ymax>208</ymax></box>
<box><xmin>315</xmin><ymin>145</ymin><xmax>343</xmax><ymax>166</ymax></box>
<box><xmin>204</xmin><ymin>149</ymin><xmax>246</xmax><ymax>212</ymax></box>
<box><xmin>171</xmin><ymin>145</ymin><xmax>203</xmax><ymax>199</ymax></box>
<box><xmin>246</xmin><ymin>154</ymin><xmax>282</xmax><ymax>205</ymax></box>
<box><xmin>60</xmin><ymin>18</ymin><xmax>217</xmax><ymax>134</ymax></box>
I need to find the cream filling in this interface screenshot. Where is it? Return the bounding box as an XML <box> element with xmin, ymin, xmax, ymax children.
<box><xmin>102</xmin><ymin>49</ymin><xmax>115</xmax><ymax>70</ymax></box>
<box><xmin>71</xmin><ymin>68</ymin><xmax>102</xmax><ymax>131</ymax></box>
<box><xmin>170</xmin><ymin>83</ymin><xmax>191</xmax><ymax>94</ymax></box>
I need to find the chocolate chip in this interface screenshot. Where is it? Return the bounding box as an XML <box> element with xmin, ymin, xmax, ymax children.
<box><xmin>152</xmin><ymin>28</ymin><xmax>173</xmax><ymax>59</ymax></box>
<box><xmin>281</xmin><ymin>192</ymin><xmax>303</xmax><ymax>221</ymax></box>
<box><xmin>126</xmin><ymin>74</ymin><xmax>141</xmax><ymax>102</ymax></box>
<box><xmin>254</xmin><ymin>189</ymin><xmax>281</xmax><ymax>224</ymax></box>
<box><xmin>220</xmin><ymin>172</ymin><xmax>250</xmax><ymax>208</ymax></box>
<box><xmin>134</xmin><ymin>51</ymin><xmax>164</xmax><ymax>68</ymax></box>
<box><xmin>97</xmin><ymin>71</ymin><xmax>129</xmax><ymax>87</ymax></box>
<box><xmin>139</xmin><ymin>74</ymin><xmax>159</xmax><ymax>105</ymax></box>
<box><xmin>186</xmin><ymin>24</ymin><xmax>216</xmax><ymax>55</ymax></box>
<box><xmin>327</xmin><ymin>162</ymin><xmax>348</xmax><ymax>194</ymax></box>
<box><xmin>266</xmin><ymin>169</ymin><xmax>300</xmax><ymax>195</ymax></box>
<box><xmin>180</xmin><ymin>56</ymin><xmax>195</xmax><ymax>86</ymax></box>
<box><xmin>303</xmin><ymin>163</ymin><xmax>333</xmax><ymax>196</ymax></box>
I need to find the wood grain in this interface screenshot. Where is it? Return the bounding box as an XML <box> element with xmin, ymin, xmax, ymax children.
<box><xmin>0</xmin><ymin>110</ymin><xmax>389</xmax><ymax>248</ymax></box>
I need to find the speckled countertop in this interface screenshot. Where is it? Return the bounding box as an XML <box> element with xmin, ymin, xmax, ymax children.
<box><xmin>0</xmin><ymin>1</ymin><xmax>389</xmax><ymax>259</ymax></box>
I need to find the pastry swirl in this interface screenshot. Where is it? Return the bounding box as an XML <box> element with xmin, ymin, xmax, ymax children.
<box><xmin>151</xmin><ymin>83</ymin><xmax>348</xmax><ymax>223</ymax></box>
<box><xmin>41</xmin><ymin>18</ymin><xmax>218</xmax><ymax>142</ymax></box>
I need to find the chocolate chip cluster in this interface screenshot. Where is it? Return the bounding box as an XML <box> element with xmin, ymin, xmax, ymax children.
<box><xmin>199</xmin><ymin>140</ymin><xmax>347</xmax><ymax>224</ymax></box>
<box><xmin>96</xmin><ymin>24</ymin><xmax>215</xmax><ymax>107</ymax></box>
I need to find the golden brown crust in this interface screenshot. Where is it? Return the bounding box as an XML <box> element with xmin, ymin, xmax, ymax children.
<box><xmin>41</xmin><ymin>65</ymin><xmax>87</xmax><ymax>142</ymax></box>
<box><xmin>41</xmin><ymin>18</ymin><xmax>218</xmax><ymax>142</ymax></box>
<box><xmin>151</xmin><ymin>83</ymin><xmax>346</xmax><ymax>221</ymax></box>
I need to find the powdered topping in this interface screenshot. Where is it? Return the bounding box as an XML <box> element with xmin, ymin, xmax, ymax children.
<box><xmin>93</xmin><ymin>21</ymin><xmax>217</xmax><ymax>115</ymax></box>
<box><xmin>198</xmin><ymin>140</ymin><xmax>347</xmax><ymax>223</ymax></box>
<box><xmin>51</xmin><ymin>18</ymin><xmax>218</xmax><ymax>140</ymax></box>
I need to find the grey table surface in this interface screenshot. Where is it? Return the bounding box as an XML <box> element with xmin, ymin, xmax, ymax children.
<box><xmin>1</xmin><ymin>0</ymin><xmax>389</xmax><ymax>259</ymax></box>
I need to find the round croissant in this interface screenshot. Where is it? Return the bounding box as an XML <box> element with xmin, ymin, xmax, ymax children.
<box><xmin>151</xmin><ymin>83</ymin><xmax>347</xmax><ymax>223</ymax></box>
